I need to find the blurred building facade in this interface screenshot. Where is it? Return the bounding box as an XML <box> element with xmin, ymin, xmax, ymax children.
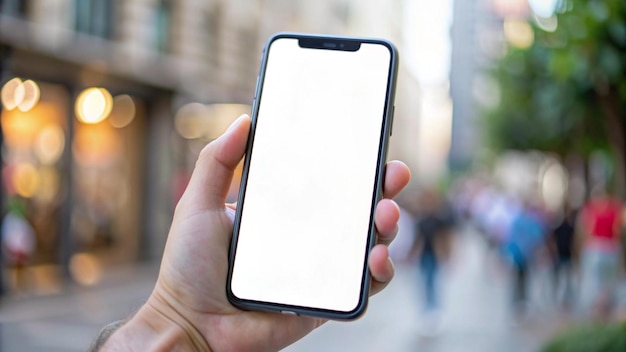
<box><xmin>0</xmin><ymin>0</ymin><xmax>419</xmax><ymax>295</ymax></box>
<box><xmin>449</xmin><ymin>0</ymin><xmax>481</xmax><ymax>171</ymax></box>
<box><xmin>341</xmin><ymin>0</ymin><xmax>421</xmax><ymax>173</ymax></box>
<box><xmin>449</xmin><ymin>0</ymin><xmax>531</xmax><ymax>171</ymax></box>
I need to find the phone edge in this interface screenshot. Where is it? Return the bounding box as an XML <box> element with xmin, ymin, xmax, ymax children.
<box><xmin>225</xmin><ymin>32</ymin><xmax>400</xmax><ymax>321</ymax></box>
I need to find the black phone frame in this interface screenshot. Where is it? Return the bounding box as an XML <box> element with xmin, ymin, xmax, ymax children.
<box><xmin>226</xmin><ymin>32</ymin><xmax>399</xmax><ymax>320</ymax></box>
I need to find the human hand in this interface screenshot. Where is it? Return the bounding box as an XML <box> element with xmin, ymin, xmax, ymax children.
<box><xmin>102</xmin><ymin>115</ymin><xmax>410</xmax><ymax>351</ymax></box>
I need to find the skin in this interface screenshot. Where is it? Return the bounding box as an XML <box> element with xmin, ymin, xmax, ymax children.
<box><xmin>103</xmin><ymin>115</ymin><xmax>411</xmax><ymax>351</ymax></box>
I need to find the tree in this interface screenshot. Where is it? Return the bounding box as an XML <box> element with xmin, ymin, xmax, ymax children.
<box><xmin>485</xmin><ymin>0</ymin><xmax>626</xmax><ymax>195</ymax></box>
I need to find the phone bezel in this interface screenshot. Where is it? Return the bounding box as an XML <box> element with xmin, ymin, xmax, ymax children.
<box><xmin>226</xmin><ymin>32</ymin><xmax>399</xmax><ymax>320</ymax></box>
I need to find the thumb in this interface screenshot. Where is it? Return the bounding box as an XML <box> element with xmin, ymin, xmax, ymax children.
<box><xmin>181</xmin><ymin>114</ymin><xmax>251</xmax><ymax>211</ymax></box>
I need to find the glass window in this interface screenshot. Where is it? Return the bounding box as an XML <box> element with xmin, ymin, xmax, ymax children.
<box><xmin>0</xmin><ymin>0</ymin><xmax>30</xmax><ymax>18</ymax></box>
<box><xmin>204</xmin><ymin>2</ymin><xmax>222</xmax><ymax>66</ymax></box>
<box><xmin>75</xmin><ymin>0</ymin><xmax>113</xmax><ymax>39</ymax></box>
<box><xmin>155</xmin><ymin>0</ymin><xmax>172</xmax><ymax>52</ymax></box>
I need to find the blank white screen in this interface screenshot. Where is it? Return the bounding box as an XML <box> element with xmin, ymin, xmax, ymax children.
<box><xmin>231</xmin><ymin>38</ymin><xmax>391</xmax><ymax>312</ymax></box>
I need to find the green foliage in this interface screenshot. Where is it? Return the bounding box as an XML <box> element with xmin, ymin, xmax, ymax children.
<box><xmin>484</xmin><ymin>0</ymin><xmax>626</xmax><ymax>157</ymax></box>
<box><xmin>541</xmin><ymin>321</ymin><xmax>626</xmax><ymax>352</ymax></box>
<box><xmin>6</xmin><ymin>196</ymin><xmax>27</xmax><ymax>218</ymax></box>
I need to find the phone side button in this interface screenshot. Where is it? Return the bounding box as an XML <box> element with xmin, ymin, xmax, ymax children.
<box><xmin>280</xmin><ymin>310</ymin><xmax>298</xmax><ymax>316</ymax></box>
<box><xmin>254</xmin><ymin>75</ymin><xmax>261</xmax><ymax>99</ymax></box>
<box><xmin>389</xmin><ymin>105</ymin><xmax>395</xmax><ymax>136</ymax></box>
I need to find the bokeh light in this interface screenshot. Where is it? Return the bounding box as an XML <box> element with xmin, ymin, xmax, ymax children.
<box><xmin>75</xmin><ymin>87</ymin><xmax>113</xmax><ymax>124</ymax></box>
<box><xmin>1</xmin><ymin>78</ymin><xmax>40</xmax><ymax>112</ymax></box>
<box><xmin>503</xmin><ymin>19</ymin><xmax>534</xmax><ymax>49</ymax></box>
<box><xmin>2</xmin><ymin>101</ymin><xmax>64</xmax><ymax>150</ymax></box>
<box><xmin>1</xmin><ymin>78</ymin><xmax>24</xmax><ymax>110</ymax></box>
<box><xmin>206</xmin><ymin>104</ymin><xmax>250</xmax><ymax>139</ymax></box>
<box><xmin>34</xmin><ymin>124</ymin><xmax>65</xmax><ymax>165</ymax></box>
<box><xmin>69</xmin><ymin>253</ymin><xmax>102</xmax><ymax>286</ymax></box>
<box><xmin>109</xmin><ymin>95</ymin><xmax>136</xmax><ymax>128</ymax></box>
<box><xmin>174</xmin><ymin>103</ymin><xmax>250</xmax><ymax>140</ymax></box>
<box><xmin>13</xmin><ymin>162</ymin><xmax>40</xmax><ymax>198</ymax></box>
<box><xmin>34</xmin><ymin>167</ymin><xmax>60</xmax><ymax>204</ymax></box>
<box><xmin>1</xmin><ymin>109</ymin><xmax>40</xmax><ymax>149</ymax></box>
<box><xmin>174</xmin><ymin>103</ymin><xmax>209</xmax><ymax>139</ymax></box>
<box><xmin>73</xmin><ymin>122</ymin><xmax>121</xmax><ymax>166</ymax></box>
<box><xmin>540</xmin><ymin>161</ymin><xmax>568</xmax><ymax>211</ymax></box>
<box><xmin>18</xmin><ymin>80</ymin><xmax>41</xmax><ymax>112</ymax></box>
<box><xmin>534</xmin><ymin>13</ymin><xmax>558</xmax><ymax>32</ymax></box>
<box><xmin>528</xmin><ymin>0</ymin><xmax>559</xmax><ymax>18</ymax></box>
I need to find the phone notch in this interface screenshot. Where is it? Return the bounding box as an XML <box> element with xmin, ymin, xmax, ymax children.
<box><xmin>298</xmin><ymin>37</ymin><xmax>361</xmax><ymax>52</ymax></box>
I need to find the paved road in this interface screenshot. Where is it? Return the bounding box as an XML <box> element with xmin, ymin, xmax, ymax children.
<box><xmin>0</xmin><ymin>228</ymin><xmax>568</xmax><ymax>352</ymax></box>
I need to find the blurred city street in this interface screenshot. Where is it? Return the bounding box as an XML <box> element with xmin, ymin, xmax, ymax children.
<box><xmin>1</xmin><ymin>226</ymin><xmax>568</xmax><ymax>352</ymax></box>
<box><xmin>1</xmin><ymin>0</ymin><xmax>625</xmax><ymax>350</ymax></box>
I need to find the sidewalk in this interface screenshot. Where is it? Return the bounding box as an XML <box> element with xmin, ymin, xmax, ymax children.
<box><xmin>285</xmin><ymin>228</ymin><xmax>567</xmax><ymax>352</ymax></box>
<box><xmin>0</xmin><ymin>264</ymin><xmax>159</xmax><ymax>352</ymax></box>
<box><xmin>0</xmin><ymin>228</ymin><xmax>568</xmax><ymax>352</ymax></box>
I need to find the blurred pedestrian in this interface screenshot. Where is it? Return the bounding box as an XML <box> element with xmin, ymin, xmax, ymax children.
<box><xmin>549</xmin><ymin>205</ymin><xmax>578</xmax><ymax>307</ymax></box>
<box><xmin>502</xmin><ymin>201</ymin><xmax>547</xmax><ymax>316</ymax></box>
<box><xmin>577</xmin><ymin>186</ymin><xmax>624</xmax><ymax>321</ymax></box>
<box><xmin>409</xmin><ymin>189</ymin><xmax>455</xmax><ymax>332</ymax></box>
<box><xmin>484</xmin><ymin>193</ymin><xmax>519</xmax><ymax>247</ymax></box>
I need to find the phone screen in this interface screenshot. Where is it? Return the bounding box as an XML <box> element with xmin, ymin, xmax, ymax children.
<box><xmin>230</xmin><ymin>36</ymin><xmax>393</xmax><ymax>314</ymax></box>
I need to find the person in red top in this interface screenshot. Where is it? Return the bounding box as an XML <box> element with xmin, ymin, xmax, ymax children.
<box><xmin>578</xmin><ymin>185</ymin><xmax>625</xmax><ymax>320</ymax></box>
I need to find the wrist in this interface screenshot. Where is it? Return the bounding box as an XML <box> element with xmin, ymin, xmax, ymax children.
<box><xmin>101</xmin><ymin>295</ymin><xmax>212</xmax><ymax>351</ymax></box>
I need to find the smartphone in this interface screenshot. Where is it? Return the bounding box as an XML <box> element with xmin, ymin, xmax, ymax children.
<box><xmin>227</xmin><ymin>33</ymin><xmax>398</xmax><ymax>320</ymax></box>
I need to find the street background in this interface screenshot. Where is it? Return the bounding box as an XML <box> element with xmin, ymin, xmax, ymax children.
<box><xmin>1</xmin><ymin>227</ymin><xmax>569</xmax><ymax>352</ymax></box>
<box><xmin>1</xmin><ymin>0</ymin><xmax>626</xmax><ymax>351</ymax></box>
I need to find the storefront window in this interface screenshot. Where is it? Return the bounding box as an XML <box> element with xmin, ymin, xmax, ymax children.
<box><xmin>1</xmin><ymin>79</ymin><xmax>146</xmax><ymax>294</ymax></box>
<box><xmin>1</xmin><ymin>80</ymin><xmax>69</xmax><ymax>294</ymax></box>
<box><xmin>71</xmin><ymin>89</ymin><xmax>145</xmax><ymax>271</ymax></box>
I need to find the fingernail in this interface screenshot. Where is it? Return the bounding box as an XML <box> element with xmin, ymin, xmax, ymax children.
<box><xmin>383</xmin><ymin>258</ymin><xmax>395</xmax><ymax>282</ymax></box>
<box><xmin>226</xmin><ymin>114</ymin><xmax>249</xmax><ymax>134</ymax></box>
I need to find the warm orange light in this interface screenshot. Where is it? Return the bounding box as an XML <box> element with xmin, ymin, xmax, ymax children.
<box><xmin>76</xmin><ymin>88</ymin><xmax>113</xmax><ymax>124</ymax></box>
<box><xmin>34</xmin><ymin>124</ymin><xmax>65</xmax><ymax>165</ymax></box>
<box><xmin>34</xmin><ymin>167</ymin><xmax>60</xmax><ymax>203</ymax></box>
<box><xmin>109</xmin><ymin>95</ymin><xmax>136</xmax><ymax>128</ymax></box>
<box><xmin>73</xmin><ymin>122</ymin><xmax>121</xmax><ymax>166</ymax></box>
<box><xmin>1</xmin><ymin>102</ymin><xmax>64</xmax><ymax>150</ymax></box>
<box><xmin>70</xmin><ymin>253</ymin><xmax>102</xmax><ymax>286</ymax></box>
<box><xmin>13</xmin><ymin>162</ymin><xmax>40</xmax><ymax>198</ymax></box>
